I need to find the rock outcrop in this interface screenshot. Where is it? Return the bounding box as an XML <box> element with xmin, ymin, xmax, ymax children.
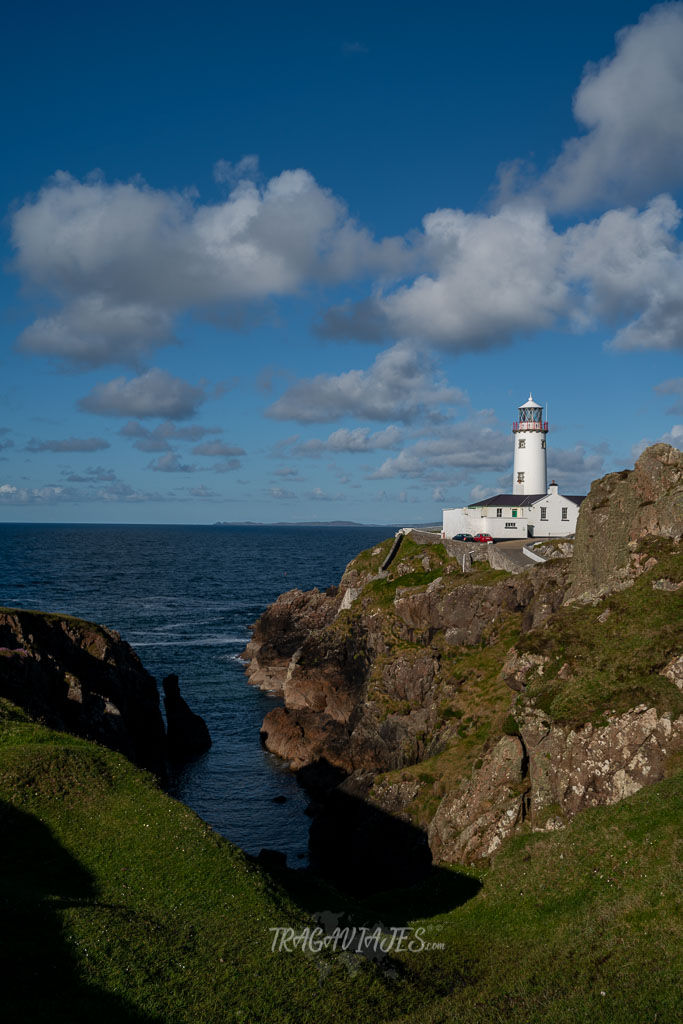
<box><xmin>163</xmin><ymin>673</ymin><xmax>212</xmax><ymax>760</ymax></box>
<box><xmin>566</xmin><ymin>443</ymin><xmax>683</xmax><ymax>605</ymax></box>
<box><xmin>244</xmin><ymin>445</ymin><xmax>683</xmax><ymax>882</ymax></box>
<box><xmin>0</xmin><ymin>607</ymin><xmax>211</xmax><ymax>774</ymax></box>
<box><xmin>0</xmin><ymin>607</ymin><xmax>167</xmax><ymax>773</ymax></box>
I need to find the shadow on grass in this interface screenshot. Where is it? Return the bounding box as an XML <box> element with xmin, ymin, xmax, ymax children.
<box><xmin>0</xmin><ymin>799</ymin><xmax>162</xmax><ymax>1024</ymax></box>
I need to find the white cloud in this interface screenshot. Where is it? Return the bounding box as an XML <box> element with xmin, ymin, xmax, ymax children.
<box><xmin>12</xmin><ymin>168</ymin><xmax>408</xmax><ymax>366</ymax></box>
<box><xmin>368</xmin><ymin>419</ymin><xmax>511</xmax><ymax>480</ymax></box>
<box><xmin>379</xmin><ymin>203</ymin><xmax>567</xmax><ymax>349</ymax></box>
<box><xmin>213</xmin><ymin>154</ymin><xmax>260</xmax><ymax>185</ymax></box>
<box><xmin>292</xmin><ymin>425</ymin><xmax>402</xmax><ymax>456</ymax></box>
<box><xmin>529</xmin><ymin>4</ymin><xmax>683</xmax><ymax>213</ymax></box>
<box><xmin>19</xmin><ymin>296</ymin><xmax>173</xmax><ymax>368</ymax></box>
<box><xmin>266</xmin><ymin>342</ymin><xmax>465</xmax><ymax>423</ymax></box>
<box><xmin>119</xmin><ymin>420</ymin><xmax>221</xmax><ymax>451</ymax></box>
<box><xmin>192</xmin><ymin>440</ymin><xmax>246</xmax><ymax>456</ymax></box>
<box><xmin>564</xmin><ymin>195</ymin><xmax>683</xmax><ymax>350</ymax></box>
<box><xmin>270</xmin><ymin>487</ymin><xmax>297</xmax><ymax>499</ymax></box>
<box><xmin>79</xmin><ymin>368</ymin><xmax>206</xmax><ymax>419</ymax></box>
<box><xmin>328</xmin><ymin>193</ymin><xmax>683</xmax><ymax>354</ymax></box>
<box><xmin>0</xmin><ymin>480</ymin><xmax>167</xmax><ymax>504</ymax></box>
<box><xmin>147</xmin><ymin>453</ymin><xmax>196</xmax><ymax>473</ymax></box>
<box><xmin>660</xmin><ymin>424</ymin><xmax>683</xmax><ymax>448</ymax></box>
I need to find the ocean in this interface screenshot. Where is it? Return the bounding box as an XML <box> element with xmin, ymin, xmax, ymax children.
<box><xmin>0</xmin><ymin>522</ymin><xmax>393</xmax><ymax>864</ymax></box>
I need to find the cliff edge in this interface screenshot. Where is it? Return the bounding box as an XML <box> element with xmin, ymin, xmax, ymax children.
<box><xmin>244</xmin><ymin>445</ymin><xmax>683</xmax><ymax>883</ymax></box>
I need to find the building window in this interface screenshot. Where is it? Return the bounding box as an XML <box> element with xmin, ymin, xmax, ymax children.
<box><xmin>540</xmin><ymin>507</ymin><xmax>547</xmax><ymax>521</ymax></box>
<box><xmin>496</xmin><ymin>508</ymin><xmax>502</xmax><ymax>517</ymax></box>
<box><xmin>518</xmin><ymin>438</ymin><xmax>526</xmax><ymax>449</ymax></box>
<box><xmin>517</xmin><ymin>471</ymin><xmax>525</xmax><ymax>483</ymax></box>
<box><xmin>561</xmin><ymin>507</ymin><xmax>568</xmax><ymax>521</ymax></box>
<box><xmin>541</xmin><ymin>439</ymin><xmax>546</xmax><ymax>449</ymax></box>
<box><xmin>505</xmin><ymin>522</ymin><xmax>517</xmax><ymax>529</ymax></box>
<box><xmin>512</xmin><ymin>509</ymin><xmax>518</xmax><ymax>518</ymax></box>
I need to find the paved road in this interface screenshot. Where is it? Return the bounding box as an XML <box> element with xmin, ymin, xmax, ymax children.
<box><xmin>493</xmin><ymin>538</ymin><xmax>536</xmax><ymax>569</ymax></box>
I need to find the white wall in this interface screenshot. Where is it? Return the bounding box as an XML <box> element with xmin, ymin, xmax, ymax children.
<box><xmin>443</xmin><ymin>505</ymin><xmax>529</xmax><ymax>538</ymax></box>
<box><xmin>528</xmin><ymin>491</ymin><xmax>579</xmax><ymax>537</ymax></box>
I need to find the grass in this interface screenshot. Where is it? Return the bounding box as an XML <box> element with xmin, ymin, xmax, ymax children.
<box><xmin>517</xmin><ymin>540</ymin><xmax>683</xmax><ymax>725</ymax></box>
<box><xmin>1</xmin><ymin>693</ymin><xmax>680</xmax><ymax>1023</ymax></box>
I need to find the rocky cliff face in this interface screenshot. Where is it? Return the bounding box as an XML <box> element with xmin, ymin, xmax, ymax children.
<box><xmin>566</xmin><ymin>442</ymin><xmax>682</xmax><ymax>605</ymax></box>
<box><xmin>0</xmin><ymin>607</ymin><xmax>208</xmax><ymax>774</ymax></box>
<box><xmin>244</xmin><ymin>445</ymin><xmax>683</xmax><ymax>882</ymax></box>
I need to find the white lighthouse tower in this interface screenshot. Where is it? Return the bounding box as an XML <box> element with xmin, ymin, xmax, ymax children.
<box><xmin>512</xmin><ymin>394</ymin><xmax>548</xmax><ymax>495</ymax></box>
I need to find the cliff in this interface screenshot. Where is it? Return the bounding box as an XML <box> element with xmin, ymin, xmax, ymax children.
<box><xmin>244</xmin><ymin>445</ymin><xmax>683</xmax><ymax>880</ymax></box>
<box><xmin>0</xmin><ymin>607</ymin><xmax>209</xmax><ymax>773</ymax></box>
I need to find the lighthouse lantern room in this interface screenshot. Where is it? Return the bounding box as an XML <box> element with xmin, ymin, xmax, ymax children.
<box><xmin>512</xmin><ymin>394</ymin><xmax>548</xmax><ymax>495</ymax></box>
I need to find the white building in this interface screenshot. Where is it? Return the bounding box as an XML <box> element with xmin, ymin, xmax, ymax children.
<box><xmin>442</xmin><ymin>394</ymin><xmax>585</xmax><ymax>540</ymax></box>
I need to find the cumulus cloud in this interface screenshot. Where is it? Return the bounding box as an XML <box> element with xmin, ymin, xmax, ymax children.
<box><xmin>368</xmin><ymin>420</ymin><xmax>510</xmax><ymax>480</ymax></box>
<box><xmin>269</xmin><ymin>487</ymin><xmax>297</xmax><ymax>500</ymax></box>
<box><xmin>291</xmin><ymin>425</ymin><xmax>402</xmax><ymax>456</ymax></box>
<box><xmin>655</xmin><ymin>377</ymin><xmax>683</xmax><ymax>414</ymax></box>
<box><xmin>119</xmin><ymin>419</ymin><xmax>221</xmax><ymax>451</ymax></box>
<box><xmin>79</xmin><ymin>368</ymin><xmax>206</xmax><ymax>419</ymax></box>
<box><xmin>25</xmin><ymin>436</ymin><xmax>110</xmax><ymax>452</ymax></box>
<box><xmin>527</xmin><ymin>4</ymin><xmax>683</xmax><ymax>213</ymax></box>
<box><xmin>327</xmin><ymin>193</ymin><xmax>683</xmax><ymax>353</ymax></box>
<box><xmin>379</xmin><ymin>203</ymin><xmax>567</xmax><ymax>349</ymax></box>
<box><xmin>660</xmin><ymin>424</ymin><xmax>683</xmax><ymax>448</ymax></box>
<box><xmin>191</xmin><ymin>440</ymin><xmax>246</xmax><ymax>456</ymax></box>
<box><xmin>267</xmin><ymin>343</ymin><xmax>465</xmax><ymax>424</ymax></box>
<box><xmin>213</xmin><ymin>154</ymin><xmax>260</xmax><ymax>185</ymax></box>
<box><xmin>12</xmin><ymin>168</ymin><xmax>408</xmax><ymax>366</ymax></box>
<box><xmin>212</xmin><ymin>458</ymin><xmax>242</xmax><ymax>473</ymax></box>
<box><xmin>546</xmin><ymin>446</ymin><xmax>605</xmax><ymax>493</ymax></box>
<box><xmin>564</xmin><ymin>195</ymin><xmax>683</xmax><ymax>350</ymax></box>
<box><xmin>19</xmin><ymin>296</ymin><xmax>174</xmax><ymax>368</ymax></box>
<box><xmin>147</xmin><ymin>453</ymin><xmax>196</xmax><ymax>473</ymax></box>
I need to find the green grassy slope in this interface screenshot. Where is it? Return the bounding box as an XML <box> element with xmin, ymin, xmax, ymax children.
<box><xmin>1</xmin><ymin>696</ymin><xmax>681</xmax><ymax>1023</ymax></box>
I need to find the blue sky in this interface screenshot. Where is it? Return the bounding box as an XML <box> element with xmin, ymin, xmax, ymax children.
<box><xmin>1</xmin><ymin>0</ymin><xmax>682</xmax><ymax>524</ymax></box>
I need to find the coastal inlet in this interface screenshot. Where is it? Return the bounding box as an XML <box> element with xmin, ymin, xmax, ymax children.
<box><xmin>0</xmin><ymin>522</ymin><xmax>393</xmax><ymax>864</ymax></box>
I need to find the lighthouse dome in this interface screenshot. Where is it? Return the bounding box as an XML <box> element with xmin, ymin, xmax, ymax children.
<box><xmin>519</xmin><ymin>393</ymin><xmax>542</xmax><ymax>409</ymax></box>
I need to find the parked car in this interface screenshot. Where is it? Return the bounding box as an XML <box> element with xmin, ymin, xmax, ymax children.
<box><xmin>472</xmin><ymin>533</ymin><xmax>494</xmax><ymax>543</ymax></box>
<box><xmin>452</xmin><ymin>532</ymin><xmax>474</xmax><ymax>541</ymax></box>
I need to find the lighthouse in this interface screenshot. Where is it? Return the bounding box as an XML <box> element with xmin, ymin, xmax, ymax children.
<box><xmin>441</xmin><ymin>392</ymin><xmax>585</xmax><ymax>540</ymax></box>
<box><xmin>512</xmin><ymin>394</ymin><xmax>548</xmax><ymax>495</ymax></box>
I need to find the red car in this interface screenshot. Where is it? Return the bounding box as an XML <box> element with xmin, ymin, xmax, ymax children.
<box><xmin>472</xmin><ymin>533</ymin><xmax>494</xmax><ymax>543</ymax></box>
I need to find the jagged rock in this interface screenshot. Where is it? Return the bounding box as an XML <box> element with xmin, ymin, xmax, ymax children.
<box><xmin>162</xmin><ymin>674</ymin><xmax>211</xmax><ymax>760</ymax></box>
<box><xmin>500</xmin><ymin>648</ymin><xmax>549</xmax><ymax>692</ymax></box>
<box><xmin>662</xmin><ymin>654</ymin><xmax>683</xmax><ymax>691</ymax></box>
<box><xmin>566</xmin><ymin>443</ymin><xmax>683</xmax><ymax>605</ymax></box>
<box><xmin>240</xmin><ymin>587</ymin><xmax>339</xmax><ymax>692</ymax></box>
<box><xmin>428</xmin><ymin>735</ymin><xmax>527</xmax><ymax>863</ymax></box>
<box><xmin>0</xmin><ymin>607</ymin><xmax>166</xmax><ymax>774</ymax></box>
<box><xmin>520</xmin><ymin>705</ymin><xmax>683</xmax><ymax>821</ymax></box>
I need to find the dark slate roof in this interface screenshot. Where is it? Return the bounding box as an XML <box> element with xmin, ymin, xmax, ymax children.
<box><xmin>467</xmin><ymin>492</ymin><xmax>586</xmax><ymax>509</ymax></box>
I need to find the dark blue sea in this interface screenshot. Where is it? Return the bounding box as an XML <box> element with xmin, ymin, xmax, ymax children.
<box><xmin>0</xmin><ymin>523</ymin><xmax>393</xmax><ymax>864</ymax></box>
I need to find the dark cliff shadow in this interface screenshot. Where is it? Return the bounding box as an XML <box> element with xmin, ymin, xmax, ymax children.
<box><xmin>0</xmin><ymin>800</ymin><xmax>162</xmax><ymax>1024</ymax></box>
<box><xmin>255</xmin><ymin>766</ymin><xmax>482</xmax><ymax>928</ymax></box>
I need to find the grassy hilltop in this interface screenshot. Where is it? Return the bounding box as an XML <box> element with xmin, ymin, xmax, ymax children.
<box><xmin>1</xmin><ymin>693</ymin><xmax>681</xmax><ymax>1024</ymax></box>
